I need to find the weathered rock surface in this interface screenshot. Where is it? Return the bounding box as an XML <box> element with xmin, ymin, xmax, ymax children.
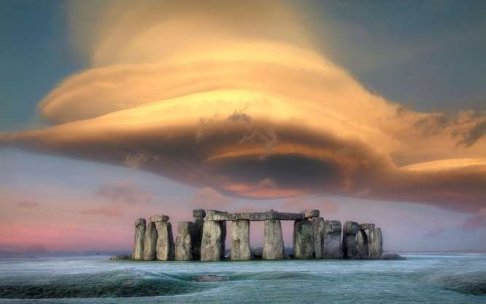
<box><xmin>312</xmin><ymin>217</ymin><xmax>325</xmax><ymax>259</ymax></box>
<box><xmin>356</xmin><ymin>230</ymin><xmax>368</xmax><ymax>258</ymax></box>
<box><xmin>368</xmin><ymin>227</ymin><xmax>383</xmax><ymax>258</ymax></box>
<box><xmin>343</xmin><ymin>221</ymin><xmax>359</xmax><ymax>259</ymax></box>
<box><xmin>152</xmin><ymin>216</ymin><xmax>175</xmax><ymax>261</ymax></box>
<box><xmin>304</xmin><ymin>209</ymin><xmax>320</xmax><ymax>218</ymax></box>
<box><xmin>143</xmin><ymin>220</ymin><xmax>158</xmax><ymax>260</ymax></box>
<box><xmin>175</xmin><ymin>221</ymin><xmax>195</xmax><ymax>261</ymax></box>
<box><xmin>293</xmin><ymin>220</ymin><xmax>314</xmax><ymax>259</ymax></box>
<box><xmin>132</xmin><ymin>218</ymin><xmax>146</xmax><ymax>260</ymax></box>
<box><xmin>231</xmin><ymin>220</ymin><xmax>252</xmax><ymax>260</ymax></box>
<box><xmin>192</xmin><ymin>209</ymin><xmax>205</xmax><ymax>260</ymax></box>
<box><xmin>200</xmin><ymin>220</ymin><xmax>226</xmax><ymax>261</ymax></box>
<box><xmin>323</xmin><ymin>220</ymin><xmax>342</xmax><ymax>258</ymax></box>
<box><xmin>263</xmin><ymin>220</ymin><xmax>285</xmax><ymax>259</ymax></box>
<box><xmin>205</xmin><ymin>210</ymin><xmax>305</xmax><ymax>221</ymax></box>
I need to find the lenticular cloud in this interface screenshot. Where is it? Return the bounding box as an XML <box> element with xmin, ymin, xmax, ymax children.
<box><xmin>1</xmin><ymin>0</ymin><xmax>485</xmax><ymax>212</ymax></box>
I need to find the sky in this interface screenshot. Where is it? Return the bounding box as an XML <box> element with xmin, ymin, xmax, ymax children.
<box><xmin>0</xmin><ymin>0</ymin><xmax>485</xmax><ymax>253</ymax></box>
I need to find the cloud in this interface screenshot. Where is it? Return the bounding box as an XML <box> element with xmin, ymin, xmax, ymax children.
<box><xmin>17</xmin><ymin>201</ymin><xmax>40</xmax><ymax>209</ymax></box>
<box><xmin>0</xmin><ymin>0</ymin><xmax>485</xmax><ymax>213</ymax></box>
<box><xmin>459</xmin><ymin>208</ymin><xmax>486</xmax><ymax>230</ymax></box>
<box><xmin>192</xmin><ymin>187</ymin><xmax>231</xmax><ymax>209</ymax></box>
<box><xmin>424</xmin><ymin>227</ymin><xmax>446</xmax><ymax>238</ymax></box>
<box><xmin>80</xmin><ymin>206</ymin><xmax>123</xmax><ymax>217</ymax></box>
<box><xmin>282</xmin><ymin>198</ymin><xmax>338</xmax><ymax>214</ymax></box>
<box><xmin>95</xmin><ymin>181</ymin><xmax>152</xmax><ymax>205</ymax></box>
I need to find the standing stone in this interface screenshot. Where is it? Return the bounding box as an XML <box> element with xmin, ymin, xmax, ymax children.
<box><xmin>343</xmin><ymin>221</ymin><xmax>359</xmax><ymax>259</ymax></box>
<box><xmin>200</xmin><ymin>220</ymin><xmax>226</xmax><ymax>261</ymax></box>
<box><xmin>323</xmin><ymin>220</ymin><xmax>342</xmax><ymax>258</ymax></box>
<box><xmin>263</xmin><ymin>220</ymin><xmax>285</xmax><ymax>260</ymax></box>
<box><xmin>132</xmin><ymin>218</ymin><xmax>146</xmax><ymax>260</ymax></box>
<box><xmin>312</xmin><ymin>217</ymin><xmax>325</xmax><ymax>259</ymax></box>
<box><xmin>368</xmin><ymin>227</ymin><xmax>383</xmax><ymax>258</ymax></box>
<box><xmin>293</xmin><ymin>220</ymin><xmax>314</xmax><ymax>259</ymax></box>
<box><xmin>151</xmin><ymin>215</ymin><xmax>175</xmax><ymax>261</ymax></box>
<box><xmin>231</xmin><ymin>220</ymin><xmax>252</xmax><ymax>260</ymax></box>
<box><xmin>143</xmin><ymin>220</ymin><xmax>158</xmax><ymax>260</ymax></box>
<box><xmin>175</xmin><ymin>221</ymin><xmax>195</xmax><ymax>261</ymax></box>
<box><xmin>356</xmin><ymin>230</ymin><xmax>368</xmax><ymax>258</ymax></box>
<box><xmin>192</xmin><ymin>209</ymin><xmax>206</xmax><ymax>260</ymax></box>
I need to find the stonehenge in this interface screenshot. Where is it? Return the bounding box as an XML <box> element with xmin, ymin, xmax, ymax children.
<box><xmin>343</xmin><ymin>221</ymin><xmax>360</xmax><ymax>259</ymax></box>
<box><xmin>132</xmin><ymin>209</ymin><xmax>384</xmax><ymax>262</ymax></box>
<box><xmin>262</xmin><ymin>219</ymin><xmax>285</xmax><ymax>260</ymax></box>
<box><xmin>143</xmin><ymin>220</ymin><xmax>158</xmax><ymax>260</ymax></box>
<box><xmin>200</xmin><ymin>219</ymin><xmax>226</xmax><ymax>261</ymax></box>
<box><xmin>322</xmin><ymin>220</ymin><xmax>343</xmax><ymax>258</ymax></box>
<box><xmin>132</xmin><ymin>218</ymin><xmax>146</xmax><ymax>260</ymax></box>
<box><xmin>175</xmin><ymin>221</ymin><xmax>194</xmax><ymax>261</ymax></box>
<box><xmin>231</xmin><ymin>220</ymin><xmax>252</xmax><ymax>260</ymax></box>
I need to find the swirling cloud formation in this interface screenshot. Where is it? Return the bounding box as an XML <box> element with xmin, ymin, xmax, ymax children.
<box><xmin>2</xmin><ymin>0</ymin><xmax>485</xmax><ymax>212</ymax></box>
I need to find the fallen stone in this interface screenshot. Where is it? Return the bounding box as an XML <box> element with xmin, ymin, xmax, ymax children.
<box><xmin>231</xmin><ymin>220</ymin><xmax>252</xmax><ymax>260</ymax></box>
<box><xmin>132</xmin><ymin>218</ymin><xmax>146</xmax><ymax>260</ymax></box>
<box><xmin>293</xmin><ymin>220</ymin><xmax>314</xmax><ymax>259</ymax></box>
<box><xmin>263</xmin><ymin>220</ymin><xmax>285</xmax><ymax>259</ymax></box>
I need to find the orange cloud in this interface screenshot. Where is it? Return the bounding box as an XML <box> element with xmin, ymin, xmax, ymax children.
<box><xmin>0</xmin><ymin>0</ymin><xmax>484</xmax><ymax>212</ymax></box>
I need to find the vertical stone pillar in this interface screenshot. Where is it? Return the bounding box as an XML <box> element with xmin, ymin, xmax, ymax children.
<box><xmin>368</xmin><ymin>226</ymin><xmax>383</xmax><ymax>258</ymax></box>
<box><xmin>151</xmin><ymin>215</ymin><xmax>174</xmax><ymax>261</ymax></box>
<box><xmin>323</xmin><ymin>220</ymin><xmax>342</xmax><ymax>258</ymax></box>
<box><xmin>132</xmin><ymin>218</ymin><xmax>146</xmax><ymax>260</ymax></box>
<box><xmin>293</xmin><ymin>220</ymin><xmax>314</xmax><ymax>259</ymax></box>
<box><xmin>343</xmin><ymin>221</ymin><xmax>359</xmax><ymax>259</ymax></box>
<box><xmin>358</xmin><ymin>223</ymin><xmax>374</xmax><ymax>258</ymax></box>
<box><xmin>356</xmin><ymin>230</ymin><xmax>368</xmax><ymax>258</ymax></box>
<box><xmin>312</xmin><ymin>217</ymin><xmax>325</xmax><ymax>259</ymax></box>
<box><xmin>263</xmin><ymin>220</ymin><xmax>285</xmax><ymax>260</ymax></box>
<box><xmin>143</xmin><ymin>219</ymin><xmax>158</xmax><ymax>260</ymax></box>
<box><xmin>175</xmin><ymin>221</ymin><xmax>195</xmax><ymax>261</ymax></box>
<box><xmin>192</xmin><ymin>209</ymin><xmax>206</xmax><ymax>260</ymax></box>
<box><xmin>200</xmin><ymin>214</ymin><xmax>226</xmax><ymax>261</ymax></box>
<box><xmin>231</xmin><ymin>220</ymin><xmax>251</xmax><ymax>260</ymax></box>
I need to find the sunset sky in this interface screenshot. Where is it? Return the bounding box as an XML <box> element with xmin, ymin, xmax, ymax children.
<box><xmin>0</xmin><ymin>0</ymin><xmax>485</xmax><ymax>253</ymax></box>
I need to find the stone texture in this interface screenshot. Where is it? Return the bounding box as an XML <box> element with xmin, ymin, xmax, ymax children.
<box><xmin>151</xmin><ymin>215</ymin><xmax>169</xmax><ymax>222</ymax></box>
<box><xmin>143</xmin><ymin>221</ymin><xmax>158</xmax><ymax>260</ymax></box>
<box><xmin>175</xmin><ymin>221</ymin><xmax>195</xmax><ymax>261</ymax></box>
<box><xmin>343</xmin><ymin>221</ymin><xmax>359</xmax><ymax>259</ymax></box>
<box><xmin>231</xmin><ymin>220</ymin><xmax>252</xmax><ymax>260</ymax></box>
<box><xmin>205</xmin><ymin>210</ymin><xmax>305</xmax><ymax>221</ymax></box>
<box><xmin>304</xmin><ymin>209</ymin><xmax>320</xmax><ymax>218</ymax></box>
<box><xmin>200</xmin><ymin>220</ymin><xmax>226</xmax><ymax>261</ymax></box>
<box><xmin>293</xmin><ymin>220</ymin><xmax>314</xmax><ymax>259</ymax></box>
<box><xmin>356</xmin><ymin>230</ymin><xmax>368</xmax><ymax>258</ymax></box>
<box><xmin>312</xmin><ymin>217</ymin><xmax>325</xmax><ymax>259</ymax></box>
<box><xmin>132</xmin><ymin>218</ymin><xmax>146</xmax><ymax>260</ymax></box>
<box><xmin>263</xmin><ymin>220</ymin><xmax>285</xmax><ymax>259</ymax></box>
<box><xmin>368</xmin><ymin>227</ymin><xmax>383</xmax><ymax>258</ymax></box>
<box><xmin>192</xmin><ymin>209</ymin><xmax>205</xmax><ymax>260</ymax></box>
<box><xmin>153</xmin><ymin>217</ymin><xmax>175</xmax><ymax>261</ymax></box>
<box><xmin>193</xmin><ymin>209</ymin><xmax>206</xmax><ymax>218</ymax></box>
<box><xmin>323</xmin><ymin>220</ymin><xmax>342</xmax><ymax>258</ymax></box>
